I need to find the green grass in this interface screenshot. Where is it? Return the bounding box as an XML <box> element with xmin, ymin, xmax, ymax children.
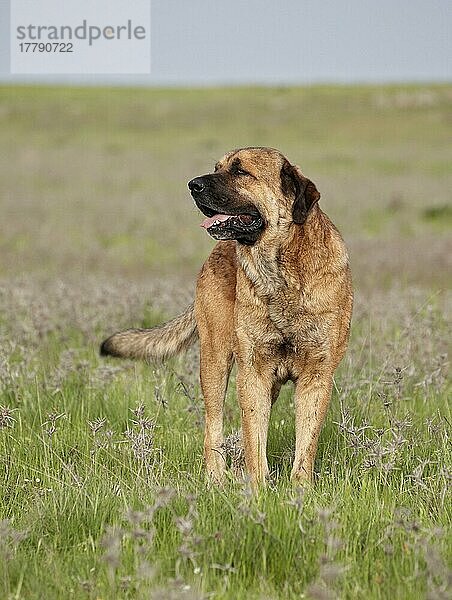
<box><xmin>1</xmin><ymin>317</ymin><xmax>450</xmax><ymax>599</ymax></box>
<box><xmin>0</xmin><ymin>83</ymin><xmax>451</xmax><ymax>598</ymax></box>
<box><xmin>0</xmin><ymin>286</ymin><xmax>450</xmax><ymax>599</ymax></box>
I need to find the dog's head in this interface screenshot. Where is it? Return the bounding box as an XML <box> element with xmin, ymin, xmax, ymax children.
<box><xmin>188</xmin><ymin>147</ymin><xmax>320</xmax><ymax>245</ymax></box>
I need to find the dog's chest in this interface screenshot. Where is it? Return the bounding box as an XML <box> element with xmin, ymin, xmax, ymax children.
<box><xmin>235</xmin><ymin>257</ymin><xmax>334</xmax><ymax>370</ymax></box>
<box><xmin>236</xmin><ymin>288</ymin><xmax>328</xmax><ymax>359</ymax></box>
<box><xmin>267</xmin><ymin>297</ymin><xmax>328</xmax><ymax>352</ymax></box>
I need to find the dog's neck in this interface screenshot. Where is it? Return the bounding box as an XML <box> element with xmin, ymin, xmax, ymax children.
<box><xmin>236</xmin><ymin>206</ymin><xmax>336</xmax><ymax>298</ymax></box>
<box><xmin>236</xmin><ymin>211</ymin><xmax>306</xmax><ymax>297</ymax></box>
<box><xmin>237</xmin><ymin>234</ymin><xmax>289</xmax><ymax>297</ymax></box>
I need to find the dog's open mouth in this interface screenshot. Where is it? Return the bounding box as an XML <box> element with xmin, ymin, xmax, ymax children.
<box><xmin>200</xmin><ymin>212</ymin><xmax>263</xmax><ymax>242</ymax></box>
<box><xmin>200</xmin><ymin>213</ymin><xmax>260</xmax><ymax>230</ymax></box>
<box><xmin>194</xmin><ymin>199</ymin><xmax>264</xmax><ymax>244</ymax></box>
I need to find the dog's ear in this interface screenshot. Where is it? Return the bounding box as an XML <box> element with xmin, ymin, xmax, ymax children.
<box><xmin>280</xmin><ymin>160</ymin><xmax>320</xmax><ymax>225</ymax></box>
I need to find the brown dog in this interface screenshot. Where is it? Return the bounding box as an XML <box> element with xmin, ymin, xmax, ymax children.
<box><xmin>101</xmin><ymin>147</ymin><xmax>353</xmax><ymax>488</ymax></box>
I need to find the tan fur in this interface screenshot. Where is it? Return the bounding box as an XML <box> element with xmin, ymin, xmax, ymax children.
<box><xmin>100</xmin><ymin>303</ymin><xmax>198</xmax><ymax>361</ymax></box>
<box><xmin>101</xmin><ymin>148</ymin><xmax>353</xmax><ymax>488</ymax></box>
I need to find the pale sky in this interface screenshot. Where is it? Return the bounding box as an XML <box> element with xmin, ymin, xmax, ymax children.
<box><xmin>0</xmin><ymin>0</ymin><xmax>451</xmax><ymax>85</ymax></box>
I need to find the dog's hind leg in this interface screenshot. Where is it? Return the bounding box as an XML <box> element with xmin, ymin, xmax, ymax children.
<box><xmin>271</xmin><ymin>381</ymin><xmax>282</xmax><ymax>405</ymax></box>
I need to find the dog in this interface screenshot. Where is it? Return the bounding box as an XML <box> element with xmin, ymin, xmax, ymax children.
<box><xmin>100</xmin><ymin>147</ymin><xmax>353</xmax><ymax>488</ymax></box>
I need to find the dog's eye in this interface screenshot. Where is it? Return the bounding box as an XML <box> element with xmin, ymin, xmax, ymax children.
<box><xmin>231</xmin><ymin>166</ymin><xmax>250</xmax><ymax>176</ymax></box>
<box><xmin>229</xmin><ymin>158</ymin><xmax>252</xmax><ymax>177</ymax></box>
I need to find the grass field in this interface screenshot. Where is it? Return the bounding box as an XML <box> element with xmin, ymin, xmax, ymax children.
<box><xmin>0</xmin><ymin>84</ymin><xmax>451</xmax><ymax>599</ymax></box>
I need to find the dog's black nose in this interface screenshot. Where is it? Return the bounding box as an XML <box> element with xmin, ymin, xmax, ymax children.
<box><xmin>188</xmin><ymin>177</ymin><xmax>205</xmax><ymax>193</ymax></box>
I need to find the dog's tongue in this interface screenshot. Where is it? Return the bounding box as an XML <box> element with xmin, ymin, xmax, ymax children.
<box><xmin>200</xmin><ymin>214</ymin><xmax>232</xmax><ymax>229</ymax></box>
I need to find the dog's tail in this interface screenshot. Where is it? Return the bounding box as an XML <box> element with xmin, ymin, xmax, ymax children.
<box><xmin>100</xmin><ymin>303</ymin><xmax>198</xmax><ymax>362</ymax></box>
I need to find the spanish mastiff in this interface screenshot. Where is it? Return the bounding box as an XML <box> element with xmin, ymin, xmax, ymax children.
<box><xmin>101</xmin><ymin>147</ymin><xmax>353</xmax><ymax>488</ymax></box>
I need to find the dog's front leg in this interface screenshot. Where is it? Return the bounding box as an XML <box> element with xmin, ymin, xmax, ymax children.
<box><xmin>199</xmin><ymin>347</ymin><xmax>233</xmax><ymax>484</ymax></box>
<box><xmin>236</xmin><ymin>363</ymin><xmax>272</xmax><ymax>489</ymax></box>
<box><xmin>291</xmin><ymin>368</ymin><xmax>333</xmax><ymax>484</ymax></box>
